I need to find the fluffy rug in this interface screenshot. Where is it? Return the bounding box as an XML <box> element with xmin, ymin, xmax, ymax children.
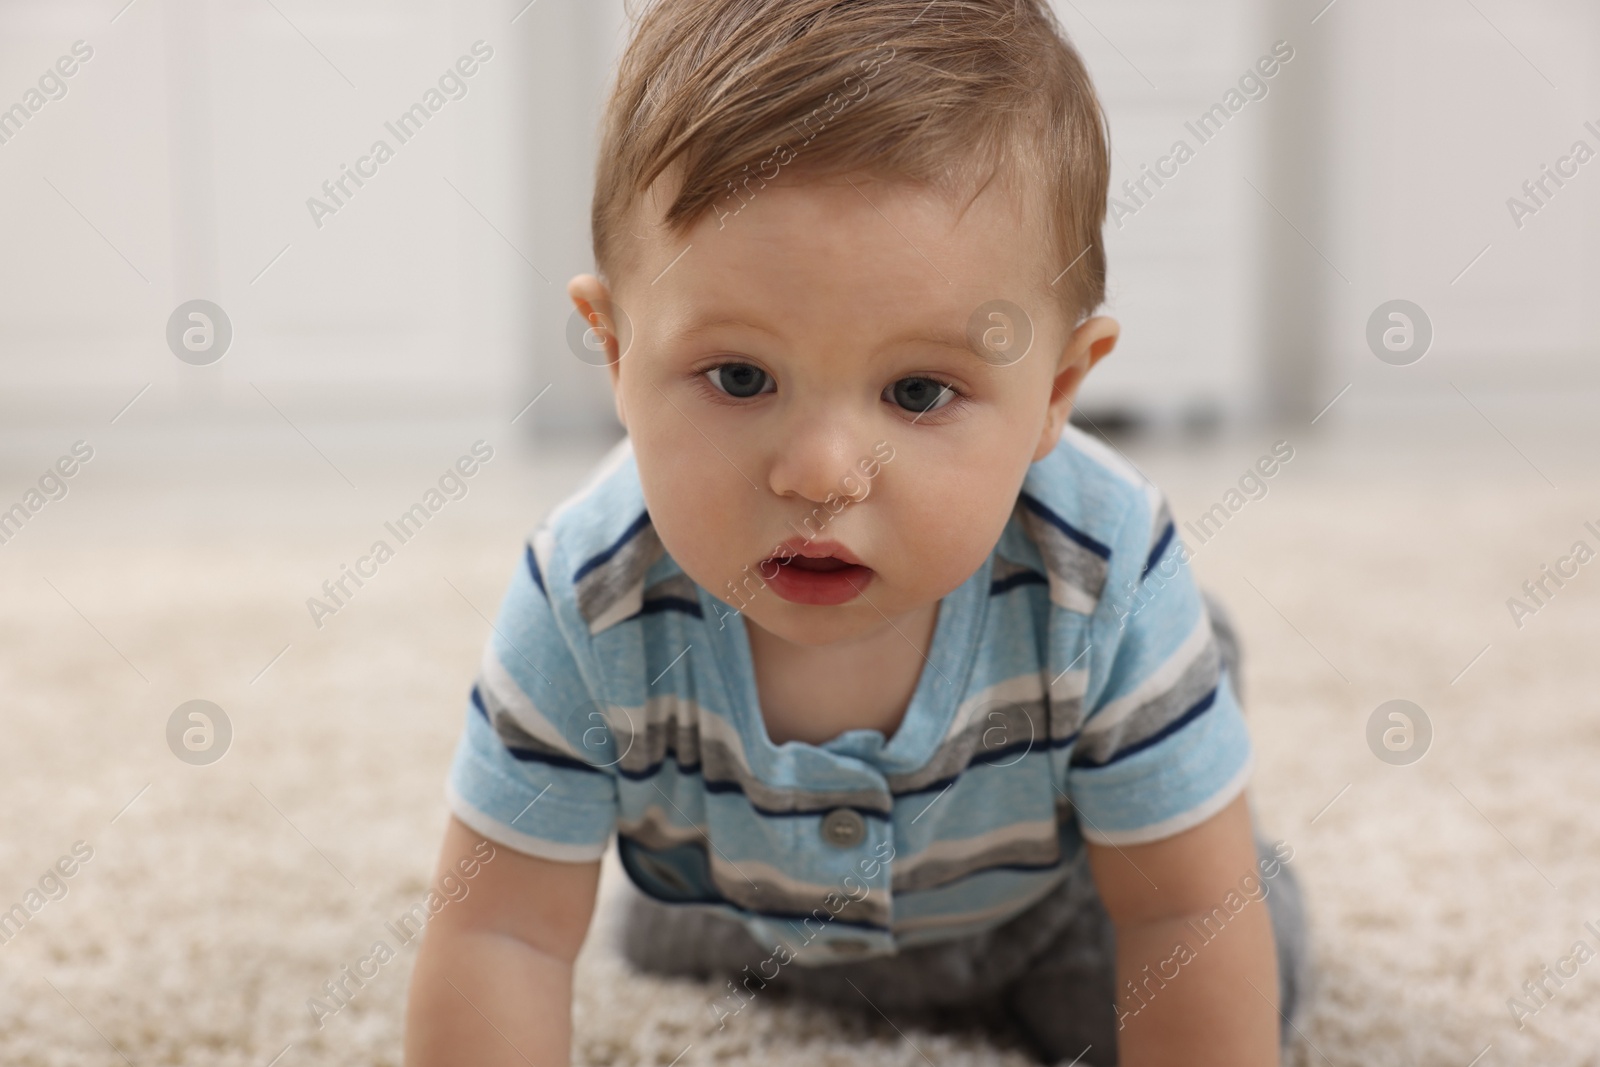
<box><xmin>1</xmin><ymin>424</ymin><xmax>1596</xmax><ymax>1066</ymax></box>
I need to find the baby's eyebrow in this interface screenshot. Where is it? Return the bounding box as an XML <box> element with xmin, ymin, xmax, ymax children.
<box><xmin>672</xmin><ymin>316</ymin><xmax>757</xmax><ymax>341</ymax></box>
<box><xmin>674</xmin><ymin>316</ymin><xmax>986</xmax><ymax>363</ymax></box>
<box><xmin>894</xmin><ymin>325</ymin><xmax>985</xmax><ymax>361</ymax></box>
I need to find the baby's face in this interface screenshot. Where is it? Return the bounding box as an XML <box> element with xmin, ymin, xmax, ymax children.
<box><xmin>576</xmin><ymin>173</ymin><xmax>1114</xmax><ymax>648</ymax></box>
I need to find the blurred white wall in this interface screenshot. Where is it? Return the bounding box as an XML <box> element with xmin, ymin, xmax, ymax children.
<box><xmin>1304</xmin><ymin>0</ymin><xmax>1600</xmax><ymax>425</ymax></box>
<box><xmin>0</xmin><ymin>0</ymin><xmax>1595</xmax><ymax>445</ymax></box>
<box><xmin>1076</xmin><ymin>0</ymin><xmax>1600</xmax><ymax>427</ymax></box>
<box><xmin>0</xmin><ymin>0</ymin><xmax>622</xmax><ymax>441</ymax></box>
<box><xmin>1065</xmin><ymin>0</ymin><xmax>1274</xmax><ymax>426</ymax></box>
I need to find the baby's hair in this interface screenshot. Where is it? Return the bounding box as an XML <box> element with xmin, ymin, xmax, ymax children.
<box><xmin>591</xmin><ymin>0</ymin><xmax>1110</xmax><ymax>321</ymax></box>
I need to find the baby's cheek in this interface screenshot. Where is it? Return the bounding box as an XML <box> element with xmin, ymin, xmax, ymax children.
<box><xmin>909</xmin><ymin>471</ymin><xmax>1018</xmax><ymax>567</ymax></box>
<box><xmin>666</xmin><ymin>491</ymin><xmax>764</xmax><ymax>596</ymax></box>
<box><xmin>888</xmin><ymin>491</ymin><xmax>992</xmax><ymax>574</ymax></box>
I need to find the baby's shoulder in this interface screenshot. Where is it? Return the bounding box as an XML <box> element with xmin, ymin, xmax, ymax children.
<box><xmin>999</xmin><ymin>425</ymin><xmax>1176</xmax><ymax>617</ymax></box>
<box><xmin>529</xmin><ymin>437</ymin><xmax>686</xmax><ymax>637</ymax></box>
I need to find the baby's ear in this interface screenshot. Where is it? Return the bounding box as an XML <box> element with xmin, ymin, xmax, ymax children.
<box><xmin>567</xmin><ymin>275</ymin><xmax>618</xmax><ymax>363</ymax></box>
<box><xmin>1053</xmin><ymin>315</ymin><xmax>1119</xmax><ymax>404</ymax></box>
<box><xmin>1068</xmin><ymin>315</ymin><xmax>1120</xmax><ymax>372</ymax></box>
<box><xmin>1032</xmin><ymin>316</ymin><xmax>1119</xmax><ymax>461</ymax></box>
<box><xmin>567</xmin><ymin>274</ymin><xmax>628</xmax><ymax>426</ymax></box>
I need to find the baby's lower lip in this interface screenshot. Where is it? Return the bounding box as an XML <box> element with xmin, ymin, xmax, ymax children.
<box><xmin>761</xmin><ymin>556</ymin><xmax>874</xmax><ymax>606</ymax></box>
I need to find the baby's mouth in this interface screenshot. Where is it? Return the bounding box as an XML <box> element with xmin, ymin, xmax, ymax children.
<box><xmin>778</xmin><ymin>555</ymin><xmax>853</xmax><ymax>573</ymax></box>
<box><xmin>757</xmin><ymin>544</ymin><xmax>874</xmax><ymax>606</ymax></box>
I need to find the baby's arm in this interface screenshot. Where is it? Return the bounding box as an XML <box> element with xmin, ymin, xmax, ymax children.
<box><xmin>1086</xmin><ymin>792</ymin><xmax>1280</xmax><ymax>1066</ymax></box>
<box><xmin>405</xmin><ymin>815</ymin><xmax>600</xmax><ymax>1066</ymax></box>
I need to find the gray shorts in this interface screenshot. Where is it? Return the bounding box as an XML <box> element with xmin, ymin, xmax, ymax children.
<box><xmin>613</xmin><ymin>597</ymin><xmax>1314</xmax><ymax>1065</ymax></box>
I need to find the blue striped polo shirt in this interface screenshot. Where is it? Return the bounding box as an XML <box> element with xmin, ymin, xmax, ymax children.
<box><xmin>445</xmin><ymin>424</ymin><xmax>1253</xmax><ymax>964</ymax></box>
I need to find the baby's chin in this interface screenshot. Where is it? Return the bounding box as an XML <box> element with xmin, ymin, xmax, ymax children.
<box><xmin>739</xmin><ymin>598</ymin><xmax>917</xmax><ymax>649</ymax></box>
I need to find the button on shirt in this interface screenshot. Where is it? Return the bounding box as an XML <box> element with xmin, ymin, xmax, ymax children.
<box><xmin>445</xmin><ymin>427</ymin><xmax>1253</xmax><ymax>965</ymax></box>
<box><xmin>820</xmin><ymin>808</ymin><xmax>867</xmax><ymax>848</ymax></box>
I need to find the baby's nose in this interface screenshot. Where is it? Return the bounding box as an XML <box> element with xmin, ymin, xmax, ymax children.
<box><xmin>764</xmin><ymin>420</ymin><xmax>870</xmax><ymax>505</ymax></box>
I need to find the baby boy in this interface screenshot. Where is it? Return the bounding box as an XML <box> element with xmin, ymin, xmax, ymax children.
<box><xmin>404</xmin><ymin>1</ymin><xmax>1310</xmax><ymax>1064</ymax></box>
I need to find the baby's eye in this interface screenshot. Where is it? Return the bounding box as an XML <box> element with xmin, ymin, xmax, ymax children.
<box><xmin>705</xmin><ymin>363</ymin><xmax>774</xmax><ymax>398</ymax></box>
<box><xmin>886</xmin><ymin>377</ymin><xmax>954</xmax><ymax>414</ymax></box>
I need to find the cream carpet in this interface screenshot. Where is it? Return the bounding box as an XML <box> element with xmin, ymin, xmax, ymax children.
<box><xmin>2</xmin><ymin>421</ymin><xmax>1597</xmax><ymax>1066</ymax></box>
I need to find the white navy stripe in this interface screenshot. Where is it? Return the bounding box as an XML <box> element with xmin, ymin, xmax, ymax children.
<box><xmin>942</xmin><ymin>673</ymin><xmax>1048</xmax><ymax>743</ymax></box>
<box><xmin>480</xmin><ymin>644</ymin><xmax>585</xmax><ymax>760</ymax></box>
<box><xmin>1080</xmin><ymin>753</ymin><xmax>1253</xmax><ymax>847</ymax></box>
<box><xmin>531</xmin><ymin>526</ymin><xmax>559</xmax><ymax>593</ymax></box>
<box><xmin>892</xmin><ymin>816</ymin><xmax>1059</xmax><ymax>889</ymax></box>
<box><xmin>1080</xmin><ymin>614</ymin><xmax>1212</xmax><ymax>741</ymax></box>
<box><xmin>447</xmin><ymin>782</ymin><xmax>611</xmax><ymax>862</ymax></box>
<box><xmin>577</xmin><ymin>519</ymin><xmax>664</xmax><ymax>634</ymax></box>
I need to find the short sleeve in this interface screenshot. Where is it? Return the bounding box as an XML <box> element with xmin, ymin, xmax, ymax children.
<box><xmin>1063</xmin><ymin>492</ymin><xmax>1253</xmax><ymax>846</ymax></box>
<box><xmin>445</xmin><ymin>538</ymin><xmax>619</xmax><ymax>862</ymax></box>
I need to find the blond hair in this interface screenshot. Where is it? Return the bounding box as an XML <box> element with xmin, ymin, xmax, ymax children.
<box><xmin>591</xmin><ymin>0</ymin><xmax>1110</xmax><ymax>321</ymax></box>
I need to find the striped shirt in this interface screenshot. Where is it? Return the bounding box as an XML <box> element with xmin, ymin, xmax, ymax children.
<box><xmin>445</xmin><ymin>425</ymin><xmax>1252</xmax><ymax>964</ymax></box>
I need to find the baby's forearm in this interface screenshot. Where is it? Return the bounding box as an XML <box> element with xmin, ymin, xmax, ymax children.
<box><xmin>1112</xmin><ymin>901</ymin><xmax>1280</xmax><ymax>1067</ymax></box>
<box><xmin>405</xmin><ymin>925</ymin><xmax>573</xmax><ymax>1067</ymax></box>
